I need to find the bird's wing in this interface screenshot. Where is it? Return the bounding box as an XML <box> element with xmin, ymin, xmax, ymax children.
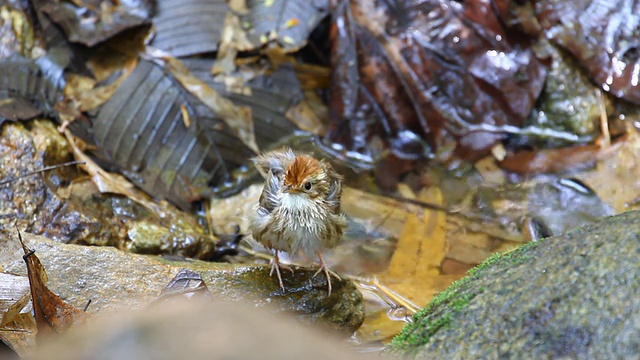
<box><xmin>325</xmin><ymin>178</ymin><xmax>342</xmax><ymax>214</ymax></box>
<box><xmin>258</xmin><ymin>170</ymin><xmax>281</xmax><ymax>213</ymax></box>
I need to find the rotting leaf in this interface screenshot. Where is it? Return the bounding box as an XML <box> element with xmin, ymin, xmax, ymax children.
<box><xmin>155</xmin><ymin>269</ymin><xmax>211</xmax><ymax>303</ymax></box>
<box><xmin>0</xmin><ymin>57</ymin><xmax>64</xmax><ymax>123</ymax></box>
<box><xmin>17</xmin><ymin>231</ymin><xmax>89</xmax><ymax>341</ymax></box>
<box><xmin>147</xmin><ymin>48</ymin><xmax>259</xmax><ymax>154</ymax></box>
<box><xmin>326</xmin><ymin>0</ymin><xmax>548</xmax><ymax>162</ymax></box>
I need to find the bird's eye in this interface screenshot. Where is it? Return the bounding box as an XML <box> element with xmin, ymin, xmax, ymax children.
<box><xmin>304</xmin><ymin>181</ymin><xmax>312</xmax><ymax>190</ymax></box>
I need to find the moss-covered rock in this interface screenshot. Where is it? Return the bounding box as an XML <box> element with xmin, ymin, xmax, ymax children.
<box><xmin>388</xmin><ymin>210</ymin><xmax>640</xmax><ymax>359</ymax></box>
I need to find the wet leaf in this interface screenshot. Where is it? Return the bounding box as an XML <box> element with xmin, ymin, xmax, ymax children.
<box><xmin>386</xmin><ymin>187</ymin><xmax>447</xmax><ymax>279</ymax></box>
<box><xmin>184</xmin><ymin>58</ymin><xmax>301</xmax><ymax>150</ymax></box>
<box><xmin>326</xmin><ymin>0</ymin><xmax>547</xmax><ymax>161</ymax></box>
<box><xmin>150</xmin><ymin>0</ymin><xmax>228</xmax><ymax>58</ymax></box>
<box><xmin>17</xmin><ymin>231</ymin><xmax>89</xmax><ymax>341</ymax></box>
<box><xmin>376</xmin><ymin>187</ymin><xmax>457</xmax><ymax>307</ymax></box>
<box><xmin>149</xmin><ymin>50</ymin><xmax>259</xmax><ymax>154</ymax></box>
<box><xmin>239</xmin><ymin>0</ymin><xmax>329</xmax><ymax>51</ymax></box>
<box><xmin>87</xmin><ymin>58</ymin><xmax>238</xmax><ymax>209</ymax></box>
<box><xmin>41</xmin><ymin>0</ymin><xmax>152</xmax><ymax>47</ymax></box>
<box><xmin>0</xmin><ymin>57</ymin><xmax>64</xmax><ymax>123</ymax></box>
<box><xmin>535</xmin><ymin>0</ymin><xmax>640</xmax><ymax>104</ymax></box>
<box><xmin>498</xmin><ymin>144</ymin><xmax>600</xmax><ymax>175</ymax></box>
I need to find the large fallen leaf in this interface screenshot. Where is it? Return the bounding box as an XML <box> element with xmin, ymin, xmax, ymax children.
<box><xmin>0</xmin><ymin>57</ymin><xmax>64</xmax><ymax>123</ymax></box>
<box><xmin>184</xmin><ymin>58</ymin><xmax>302</xmax><ymax>150</ymax></box>
<box><xmin>17</xmin><ymin>231</ymin><xmax>89</xmax><ymax>341</ymax></box>
<box><xmin>86</xmin><ymin>59</ymin><xmax>240</xmax><ymax>209</ymax></box>
<box><xmin>148</xmin><ymin>48</ymin><xmax>258</xmax><ymax>154</ymax></box>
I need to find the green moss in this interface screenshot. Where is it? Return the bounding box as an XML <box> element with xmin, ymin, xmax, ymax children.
<box><xmin>388</xmin><ymin>237</ymin><xmax>547</xmax><ymax>353</ymax></box>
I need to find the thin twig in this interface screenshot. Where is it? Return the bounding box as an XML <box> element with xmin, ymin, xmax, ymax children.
<box><xmin>351</xmin><ymin>275</ymin><xmax>420</xmax><ymax>315</ymax></box>
<box><xmin>597</xmin><ymin>89</ymin><xmax>610</xmax><ymax>149</ymax></box>
<box><xmin>0</xmin><ymin>160</ymin><xmax>85</xmax><ymax>187</ymax></box>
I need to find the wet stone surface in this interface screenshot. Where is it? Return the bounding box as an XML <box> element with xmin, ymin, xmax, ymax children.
<box><xmin>0</xmin><ymin>232</ymin><xmax>364</xmax><ymax>334</ymax></box>
<box><xmin>388</xmin><ymin>210</ymin><xmax>640</xmax><ymax>359</ymax></box>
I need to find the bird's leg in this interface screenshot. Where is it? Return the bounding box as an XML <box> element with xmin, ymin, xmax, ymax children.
<box><xmin>269</xmin><ymin>250</ymin><xmax>293</xmax><ymax>292</ymax></box>
<box><xmin>313</xmin><ymin>251</ymin><xmax>340</xmax><ymax>296</ymax></box>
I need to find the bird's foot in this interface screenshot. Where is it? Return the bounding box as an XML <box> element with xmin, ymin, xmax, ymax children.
<box><xmin>313</xmin><ymin>251</ymin><xmax>340</xmax><ymax>296</ymax></box>
<box><xmin>269</xmin><ymin>251</ymin><xmax>294</xmax><ymax>292</ymax></box>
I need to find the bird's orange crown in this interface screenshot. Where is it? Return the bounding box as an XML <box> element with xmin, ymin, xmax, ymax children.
<box><xmin>284</xmin><ymin>155</ymin><xmax>322</xmax><ymax>187</ymax></box>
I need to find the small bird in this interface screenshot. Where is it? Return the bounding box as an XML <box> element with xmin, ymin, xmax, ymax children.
<box><xmin>249</xmin><ymin>147</ymin><xmax>347</xmax><ymax>295</ymax></box>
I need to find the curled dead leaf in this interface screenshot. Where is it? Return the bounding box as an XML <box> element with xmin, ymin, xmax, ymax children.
<box><xmin>17</xmin><ymin>231</ymin><xmax>89</xmax><ymax>341</ymax></box>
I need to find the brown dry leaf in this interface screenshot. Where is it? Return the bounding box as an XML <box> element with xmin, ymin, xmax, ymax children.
<box><xmin>17</xmin><ymin>231</ymin><xmax>89</xmax><ymax>341</ymax></box>
<box><xmin>294</xmin><ymin>64</ymin><xmax>331</xmax><ymax>90</ymax></box>
<box><xmin>0</xmin><ymin>312</ymin><xmax>36</xmax><ymax>358</ymax></box>
<box><xmin>0</xmin><ymin>272</ymin><xmax>30</xmax><ymax>327</ymax></box>
<box><xmin>64</xmin><ymin>129</ymin><xmax>164</xmax><ymax>213</ymax></box>
<box><xmin>75</xmin><ymin>57</ymin><xmax>138</xmax><ymax>112</ymax></box>
<box><xmin>212</xmin><ymin>12</ymin><xmax>254</xmax><ymax>75</ymax></box>
<box><xmin>284</xmin><ymin>92</ymin><xmax>326</xmax><ymax>136</ymax></box>
<box><xmin>146</xmin><ymin>48</ymin><xmax>258</xmax><ymax>154</ymax></box>
<box><xmin>577</xmin><ymin>129</ymin><xmax>640</xmax><ymax>213</ymax></box>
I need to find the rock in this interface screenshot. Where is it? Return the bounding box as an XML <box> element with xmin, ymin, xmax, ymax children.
<box><xmin>388</xmin><ymin>210</ymin><xmax>640</xmax><ymax>359</ymax></box>
<box><xmin>0</xmin><ymin>120</ymin><xmax>214</xmax><ymax>259</ymax></box>
<box><xmin>0</xmin><ymin>232</ymin><xmax>364</xmax><ymax>335</ymax></box>
<box><xmin>34</xmin><ymin>298</ymin><xmax>374</xmax><ymax>360</ymax></box>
